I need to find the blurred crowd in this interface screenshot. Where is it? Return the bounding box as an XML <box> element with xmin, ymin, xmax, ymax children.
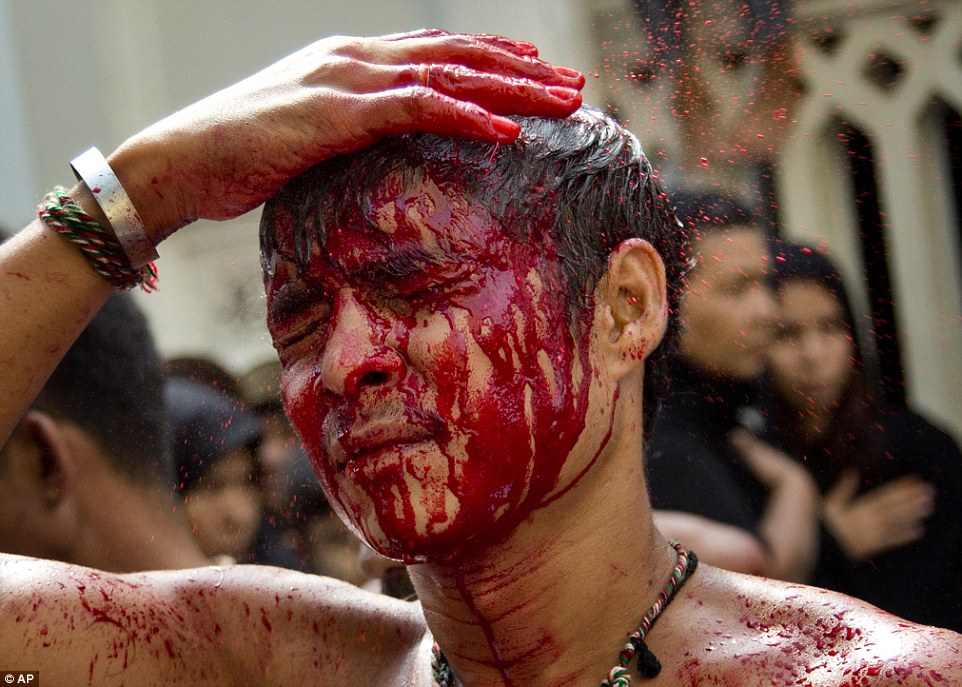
<box><xmin>645</xmin><ymin>192</ymin><xmax>962</xmax><ymax>633</ymax></box>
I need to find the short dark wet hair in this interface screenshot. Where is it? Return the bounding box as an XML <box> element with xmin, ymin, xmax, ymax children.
<box><xmin>165</xmin><ymin>378</ymin><xmax>263</xmax><ymax>494</ymax></box>
<box><xmin>260</xmin><ymin>107</ymin><xmax>689</xmax><ymax>436</ymax></box>
<box><xmin>28</xmin><ymin>294</ymin><xmax>172</xmax><ymax>487</ymax></box>
<box><xmin>667</xmin><ymin>190</ymin><xmax>757</xmax><ymax>233</ymax></box>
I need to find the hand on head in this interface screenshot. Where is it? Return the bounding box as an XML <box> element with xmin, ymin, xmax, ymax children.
<box><xmin>109</xmin><ymin>30</ymin><xmax>584</xmax><ymax>242</ymax></box>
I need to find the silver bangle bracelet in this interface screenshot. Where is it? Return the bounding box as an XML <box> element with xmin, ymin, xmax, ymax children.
<box><xmin>70</xmin><ymin>146</ymin><xmax>158</xmax><ymax>269</ymax></box>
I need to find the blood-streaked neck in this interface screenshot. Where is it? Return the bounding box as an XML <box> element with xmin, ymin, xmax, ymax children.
<box><xmin>408</xmin><ymin>387</ymin><xmax>668</xmax><ymax>687</ymax></box>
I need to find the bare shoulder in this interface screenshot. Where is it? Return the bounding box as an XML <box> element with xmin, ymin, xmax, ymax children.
<box><xmin>0</xmin><ymin>554</ymin><xmax>429</xmax><ymax>686</ymax></box>
<box><xmin>209</xmin><ymin>563</ymin><xmax>429</xmax><ymax>684</ymax></box>
<box><xmin>659</xmin><ymin>565</ymin><xmax>962</xmax><ymax>686</ymax></box>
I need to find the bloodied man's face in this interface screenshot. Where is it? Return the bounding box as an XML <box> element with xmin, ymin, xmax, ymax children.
<box><xmin>264</xmin><ymin>170</ymin><xmax>608</xmax><ymax>563</ymax></box>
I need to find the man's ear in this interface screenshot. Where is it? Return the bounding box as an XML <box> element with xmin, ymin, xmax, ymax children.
<box><xmin>596</xmin><ymin>239</ymin><xmax>668</xmax><ymax>380</ymax></box>
<box><xmin>20</xmin><ymin>410</ymin><xmax>77</xmax><ymax>508</ymax></box>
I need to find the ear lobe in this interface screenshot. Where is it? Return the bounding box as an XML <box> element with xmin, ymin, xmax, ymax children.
<box><xmin>597</xmin><ymin>239</ymin><xmax>668</xmax><ymax>379</ymax></box>
<box><xmin>21</xmin><ymin>410</ymin><xmax>74</xmax><ymax>507</ymax></box>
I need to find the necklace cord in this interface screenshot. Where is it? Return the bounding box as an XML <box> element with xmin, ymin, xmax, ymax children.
<box><xmin>629</xmin><ymin>544</ymin><xmax>698</xmax><ymax>680</ymax></box>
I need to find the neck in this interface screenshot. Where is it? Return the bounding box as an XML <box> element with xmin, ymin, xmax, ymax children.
<box><xmin>798</xmin><ymin>406</ymin><xmax>832</xmax><ymax>444</ymax></box>
<box><xmin>77</xmin><ymin>477</ymin><xmax>210</xmax><ymax>572</ymax></box>
<box><xmin>411</xmin><ymin>421</ymin><xmax>678</xmax><ymax>686</ymax></box>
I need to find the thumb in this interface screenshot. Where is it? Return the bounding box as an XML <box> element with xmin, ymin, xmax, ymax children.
<box><xmin>826</xmin><ymin>469</ymin><xmax>860</xmax><ymax>506</ymax></box>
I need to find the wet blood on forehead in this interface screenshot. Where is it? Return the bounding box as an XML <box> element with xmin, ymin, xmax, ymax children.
<box><xmin>324</xmin><ymin>174</ymin><xmax>496</xmax><ymax>274</ymax></box>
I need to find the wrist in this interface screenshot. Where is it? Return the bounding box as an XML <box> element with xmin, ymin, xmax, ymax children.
<box><xmin>821</xmin><ymin>506</ymin><xmax>861</xmax><ymax>559</ymax></box>
<box><xmin>38</xmin><ymin>186</ymin><xmax>158</xmax><ymax>291</ymax></box>
<box><xmin>69</xmin><ymin>181</ymin><xmax>110</xmax><ymax>230</ymax></box>
<box><xmin>108</xmin><ymin>135</ymin><xmax>194</xmax><ymax>244</ymax></box>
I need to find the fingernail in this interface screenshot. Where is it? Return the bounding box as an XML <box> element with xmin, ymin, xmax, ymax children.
<box><xmin>512</xmin><ymin>40</ymin><xmax>539</xmax><ymax>55</ymax></box>
<box><xmin>490</xmin><ymin>116</ymin><xmax>520</xmax><ymax>139</ymax></box>
<box><xmin>548</xmin><ymin>86</ymin><xmax>579</xmax><ymax>100</ymax></box>
<box><xmin>553</xmin><ymin>66</ymin><xmax>583</xmax><ymax>79</ymax></box>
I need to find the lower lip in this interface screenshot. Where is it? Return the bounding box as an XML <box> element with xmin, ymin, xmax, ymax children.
<box><xmin>342</xmin><ymin>439</ymin><xmax>431</xmax><ymax>475</ymax></box>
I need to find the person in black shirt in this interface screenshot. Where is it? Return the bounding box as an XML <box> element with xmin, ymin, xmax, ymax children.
<box><xmin>647</xmin><ymin>193</ymin><xmax>820</xmax><ymax>581</ymax></box>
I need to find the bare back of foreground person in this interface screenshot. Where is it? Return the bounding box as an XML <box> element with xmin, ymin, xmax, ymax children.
<box><xmin>0</xmin><ymin>31</ymin><xmax>958</xmax><ymax>687</ymax></box>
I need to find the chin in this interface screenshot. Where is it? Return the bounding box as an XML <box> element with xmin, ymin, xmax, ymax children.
<box><xmin>364</xmin><ymin>530</ymin><xmax>487</xmax><ymax>567</ymax></box>
<box><xmin>733</xmin><ymin>359</ymin><xmax>767</xmax><ymax>381</ymax></box>
<box><xmin>329</xmin><ymin>463</ymin><xmax>533</xmax><ymax>567</ymax></box>
<box><xmin>358</xmin><ymin>510</ymin><xmax>518</xmax><ymax>567</ymax></box>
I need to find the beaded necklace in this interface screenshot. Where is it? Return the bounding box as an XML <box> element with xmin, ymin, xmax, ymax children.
<box><xmin>431</xmin><ymin>541</ymin><xmax>698</xmax><ymax>687</ymax></box>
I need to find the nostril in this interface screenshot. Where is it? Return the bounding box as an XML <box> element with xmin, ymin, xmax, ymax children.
<box><xmin>361</xmin><ymin>370</ymin><xmax>389</xmax><ymax>387</ymax></box>
<box><xmin>340</xmin><ymin>349</ymin><xmax>407</xmax><ymax>396</ymax></box>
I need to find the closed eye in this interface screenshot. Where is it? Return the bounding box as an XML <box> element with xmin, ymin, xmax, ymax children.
<box><xmin>392</xmin><ymin>269</ymin><xmax>479</xmax><ymax>303</ymax></box>
<box><xmin>272</xmin><ymin>310</ymin><xmax>330</xmax><ymax>352</ymax></box>
<box><xmin>268</xmin><ymin>282</ymin><xmax>332</xmax><ymax>352</ymax></box>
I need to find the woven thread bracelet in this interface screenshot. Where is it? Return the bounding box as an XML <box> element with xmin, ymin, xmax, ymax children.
<box><xmin>38</xmin><ymin>187</ymin><xmax>158</xmax><ymax>292</ymax></box>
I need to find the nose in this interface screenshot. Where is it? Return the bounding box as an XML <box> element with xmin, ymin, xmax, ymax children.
<box><xmin>319</xmin><ymin>289</ymin><xmax>407</xmax><ymax>397</ymax></box>
<box><xmin>797</xmin><ymin>328</ymin><xmax>828</xmax><ymax>367</ymax></box>
<box><xmin>749</xmin><ymin>282</ymin><xmax>778</xmax><ymax>329</ymax></box>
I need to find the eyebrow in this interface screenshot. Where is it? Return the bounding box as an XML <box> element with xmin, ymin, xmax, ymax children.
<box><xmin>344</xmin><ymin>244</ymin><xmax>464</xmax><ymax>282</ymax></box>
<box><xmin>269</xmin><ymin>242</ymin><xmax>475</xmax><ymax>322</ymax></box>
<box><xmin>267</xmin><ymin>280</ymin><xmax>324</xmax><ymax>322</ymax></box>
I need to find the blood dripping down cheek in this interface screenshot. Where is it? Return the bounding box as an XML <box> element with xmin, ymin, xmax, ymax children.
<box><xmin>290</xmin><ymin>254</ymin><xmax>592</xmax><ymax>560</ymax></box>
<box><xmin>434</xmin><ymin>263</ymin><xmax>592</xmax><ymax>516</ymax></box>
<box><xmin>281</xmin><ymin>370</ymin><xmax>390</xmax><ymax>552</ymax></box>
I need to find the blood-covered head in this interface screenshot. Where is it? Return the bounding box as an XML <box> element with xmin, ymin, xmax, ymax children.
<box><xmin>259</xmin><ymin>108</ymin><xmax>686</xmax><ymax>561</ymax></box>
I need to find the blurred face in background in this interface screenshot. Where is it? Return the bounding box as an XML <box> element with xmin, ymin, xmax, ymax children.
<box><xmin>257</xmin><ymin>408</ymin><xmax>300</xmax><ymax>513</ymax></box>
<box><xmin>679</xmin><ymin>226</ymin><xmax>776</xmax><ymax>380</ymax></box>
<box><xmin>674</xmin><ymin>1</ymin><xmax>802</xmax><ymax>164</ymax></box>
<box><xmin>769</xmin><ymin>279</ymin><xmax>854</xmax><ymax>417</ymax></box>
<box><xmin>186</xmin><ymin>446</ymin><xmax>263</xmax><ymax>561</ymax></box>
<box><xmin>305</xmin><ymin>510</ymin><xmax>366</xmax><ymax>586</ymax></box>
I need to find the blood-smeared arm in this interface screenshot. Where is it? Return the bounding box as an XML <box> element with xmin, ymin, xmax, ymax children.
<box><xmin>0</xmin><ymin>30</ymin><xmax>584</xmax><ymax>449</ymax></box>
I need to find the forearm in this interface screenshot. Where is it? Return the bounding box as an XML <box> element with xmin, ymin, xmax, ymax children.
<box><xmin>0</xmin><ymin>187</ymin><xmax>114</xmax><ymax>447</ymax></box>
<box><xmin>757</xmin><ymin>473</ymin><xmax>820</xmax><ymax>582</ymax></box>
